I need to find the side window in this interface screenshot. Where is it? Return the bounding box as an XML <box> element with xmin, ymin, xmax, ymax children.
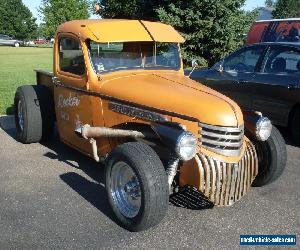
<box><xmin>223</xmin><ymin>47</ymin><xmax>264</xmax><ymax>73</ymax></box>
<box><xmin>59</xmin><ymin>37</ymin><xmax>85</xmax><ymax>75</ymax></box>
<box><xmin>263</xmin><ymin>47</ymin><xmax>300</xmax><ymax>75</ymax></box>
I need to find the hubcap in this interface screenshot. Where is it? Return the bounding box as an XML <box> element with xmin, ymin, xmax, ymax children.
<box><xmin>17</xmin><ymin>100</ymin><xmax>24</xmax><ymax>131</ymax></box>
<box><xmin>110</xmin><ymin>162</ymin><xmax>141</xmax><ymax>218</ymax></box>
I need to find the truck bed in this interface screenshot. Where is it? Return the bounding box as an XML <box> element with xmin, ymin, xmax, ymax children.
<box><xmin>35</xmin><ymin>69</ymin><xmax>54</xmax><ymax>92</ymax></box>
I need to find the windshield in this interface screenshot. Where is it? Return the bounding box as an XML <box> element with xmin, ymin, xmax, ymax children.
<box><xmin>87</xmin><ymin>41</ymin><xmax>181</xmax><ymax>73</ymax></box>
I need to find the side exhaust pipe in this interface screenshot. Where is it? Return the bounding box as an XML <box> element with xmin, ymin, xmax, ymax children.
<box><xmin>75</xmin><ymin>124</ymin><xmax>149</xmax><ymax>140</ymax></box>
<box><xmin>75</xmin><ymin>124</ymin><xmax>154</xmax><ymax>162</ymax></box>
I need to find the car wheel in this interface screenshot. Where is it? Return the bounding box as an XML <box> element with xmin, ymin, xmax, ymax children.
<box><xmin>252</xmin><ymin>126</ymin><xmax>287</xmax><ymax>187</ymax></box>
<box><xmin>14</xmin><ymin>42</ymin><xmax>20</xmax><ymax>47</ymax></box>
<box><xmin>291</xmin><ymin>108</ymin><xmax>300</xmax><ymax>146</ymax></box>
<box><xmin>14</xmin><ymin>85</ymin><xmax>55</xmax><ymax>143</ymax></box>
<box><xmin>105</xmin><ymin>142</ymin><xmax>168</xmax><ymax>231</ymax></box>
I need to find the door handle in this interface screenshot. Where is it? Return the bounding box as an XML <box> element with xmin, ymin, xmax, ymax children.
<box><xmin>52</xmin><ymin>76</ymin><xmax>61</xmax><ymax>86</ymax></box>
<box><xmin>237</xmin><ymin>79</ymin><xmax>248</xmax><ymax>84</ymax></box>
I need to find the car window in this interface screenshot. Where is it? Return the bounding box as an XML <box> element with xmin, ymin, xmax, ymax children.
<box><xmin>59</xmin><ymin>37</ymin><xmax>85</xmax><ymax>76</ymax></box>
<box><xmin>223</xmin><ymin>46</ymin><xmax>264</xmax><ymax>73</ymax></box>
<box><xmin>263</xmin><ymin>47</ymin><xmax>300</xmax><ymax>75</ymax></box>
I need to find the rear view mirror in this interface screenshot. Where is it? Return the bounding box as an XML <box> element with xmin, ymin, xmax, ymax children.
<box><xmin>188</xmin><ymin>59</ymin><xmax>199</xmax><ymax>78</ymax></box>
<box><xmin>192</xmin><ymin>59</ymin><xmax>199</xmax><ymax>69</ymax></box>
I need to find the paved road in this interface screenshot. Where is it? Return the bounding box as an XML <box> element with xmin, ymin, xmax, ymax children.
<box><xmin>0</xmin><ymin>116</ymin><xmax>299</xmax><ymax>250</ymax></box>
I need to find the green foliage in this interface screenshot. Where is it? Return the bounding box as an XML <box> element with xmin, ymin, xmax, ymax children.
<box><xmin>265</xmin><ymin>0</ymin><xmax>275</xmax><ymax>8</ymax></box>
<box><xmin>157</xmin><ymin>1</ymin><xmax>258</xmax><ymax>66</ymax></box>
<box><xmin>95</xmin><ymin>0</ymin><xmax>171</xmax><ymax>20</ymax></box>
<box><xmin>0</xmin><ymin>0</ymin><xmax>38</xmax><ymax>40</ymax></box>
<box><xmin>272</xmin><ymin>0</ymin><xmax>300</xmax><ymax>18</ymax></box>
<box><xmin>39</xmin><ymin>0</ymin><xmax>91</xmax><ymax>38</ymax></box>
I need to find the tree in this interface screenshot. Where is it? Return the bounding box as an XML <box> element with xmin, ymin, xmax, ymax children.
<box><xmin>94</xmin><ymin>0</ymin><xmax>171</xmax><ymax>20</ymax></box>
<box><xmin>272</xmin><ymin>0</ymin><xmax>300</xmax><ymax>18</ymax></box>
<box><xmin>265</xmin><ymin>0</ymin><xmax>275</xmax><ymax>8</ymax></box>
<box><xmin>39</xmin><ymin>0</ymin><xmax>90</xmax><ymax>38</ymax></box>
<box><xmin>0</xmin><ymin>0</ymin><xmax>38</xmax><ymax>40</ymax></box>
<box><xmin>157</xmin><ymin>1</ymin><xmax>258</xmax><ymax>66</ymax></box>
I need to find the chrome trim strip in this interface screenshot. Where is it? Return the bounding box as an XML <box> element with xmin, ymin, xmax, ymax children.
<box><xmin>201</xmin><ymin>130</ymin><xmax>244</xmax><ymax>140</ymax></box>
<box><xmin>199</xmin><ymin>122</ymin><xmax>244</xmax><ymax>157</ymax></box>
<box><xmin>199</xmin><ymin>122</ymin><xmax>244</xmax><ymax>133</ymax></box>
<box><xmin>202</xmin><ymin>138</ymin><xmax>243</xmax><ymax>147</ymax></box>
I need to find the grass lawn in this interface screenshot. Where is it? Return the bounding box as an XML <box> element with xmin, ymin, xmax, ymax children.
<box><xmin>0</xmin><ymin>46</ymin><xmax>52</xmax><ymax>115</ymax></box>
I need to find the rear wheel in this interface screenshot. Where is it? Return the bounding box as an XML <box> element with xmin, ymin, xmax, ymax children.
<box><xmin>291</xmin><ymin>108</ymin><xmax>300</xmax><ymax>146</ymax></box>
<box><xmin>105</xmin><ymin>142</ymin><xmax>168</xmax><ymax>231</ymax></box>
<box><xmin>14</xmin><ymin>42</ymin><xmax>20</xmax><ymax>47</ymax></box>
<box><xmin>14</xmin><ymin>85</ymin><xmax>54</xmax><ymax>143</ymax></box>
<box><xmin>252</xmin><ymin>126</ymin><xmax>287</xmax><ymax>187</ymax></box>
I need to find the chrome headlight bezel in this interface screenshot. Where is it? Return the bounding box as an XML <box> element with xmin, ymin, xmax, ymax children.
<box><xmin>175</xmin><ymin>132</ymin><xmax>197</xmax><ymax>161</ymax></box>
<box><xmin>255</xmin><ymin>117</ymin><xmax>272</xmax><ymax>141</ymax></box>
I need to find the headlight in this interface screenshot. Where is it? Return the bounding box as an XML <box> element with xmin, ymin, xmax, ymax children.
<box><xmin>175</xmin><ymin>132</ymin><xmax>197</xmax><ymax>161</ymax></box>
<box><xmin>256</xmin><ymin>117</ymin><xmax>272</xmax><ymax>141</ymax></box>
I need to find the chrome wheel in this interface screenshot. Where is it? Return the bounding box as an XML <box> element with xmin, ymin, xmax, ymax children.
<box><xmin>17</xmin><ymin>100</ymin><xmax>24</xmax><ymax>131</ymax></box>
<box><xmin>110</xmin><ymin>161</ymin><xmax>142</xmax><ymax>218</ymax></box>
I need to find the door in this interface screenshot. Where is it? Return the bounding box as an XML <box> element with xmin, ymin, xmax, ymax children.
<box><xmin>205</xmin><ymin>45</ymin><xmax>266</xmax><ymax>110</ymax></box>
<box><xmin>251</xmin><ymin>45</ymin><xmax>300</xmax><ymax>126</ymax></box>
<box><xmin>54</xmin><ymin>34</ymin><xmax>93</xmax><ymax>155</ymax></box>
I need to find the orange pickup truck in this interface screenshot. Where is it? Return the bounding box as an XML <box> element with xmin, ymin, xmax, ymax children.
<box><xmin>14</xmin><ymin>19</ymin><xmax>285</xmax><ymax>231</ymax></box>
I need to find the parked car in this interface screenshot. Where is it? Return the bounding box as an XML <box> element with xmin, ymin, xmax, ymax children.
<box><xmin>0</xmin><ymin>34</ymin><xmax>23</xmax><ymax>47</ymax></box>
<box><xmin>34</xmin><ymin>38</ymin><xmax>47</xmax><ymax>44</ymax></box>
<box><xmin>14</xmin><ymin>20</ymin><xmax>286</xmax><ymax>232</ymax></box>
<box><xmin>189</xmin><ymin>42</ymin><xmax>300</xmax><ymax>144</ymax></box>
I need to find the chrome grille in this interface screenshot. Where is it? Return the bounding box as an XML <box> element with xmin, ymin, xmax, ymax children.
<box><xmin>199</xmin><ymin>122</ymin><xmax>244</xmax><ymax>157</ymax></box>
<box><xmin>195</xmin><ymin>140</ymin><xmax>258</xmax><ymax>206</ymax></box>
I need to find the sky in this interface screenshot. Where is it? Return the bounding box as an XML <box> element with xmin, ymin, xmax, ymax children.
<box><xmin>23</xmin><ymin>0</ymin><xmax>266</xmax><ymax>25</ymax></box>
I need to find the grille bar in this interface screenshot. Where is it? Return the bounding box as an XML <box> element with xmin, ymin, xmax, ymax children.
<box><xmin>202</xmin><ymin>137</ymin><xmax>243</xmax><ymax>147</ymax></box>
<box><xmin>195</xmin><ymin>140</ymin><xmax>258</xmax><ymax>206</ymax></box>
<box><xmin>201</xmin><ymin>130</ymin><xmax>243</xmax><ymax>140</ymax></box>
<box><xmin>199</xmin><ymin>122</ymin><xmax>244</xmax><ymax>157</ymax></box>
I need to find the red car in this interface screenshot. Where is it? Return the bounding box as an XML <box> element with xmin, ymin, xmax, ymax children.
<box><xmin>34</xmin><ymin>38</ymin><xmax>47</xmax><ymax>44</ymax></box>
<box><xmin>247</xmin><ymin>18</ymin><xmax>300</xmax><ymax>45</ymax></box>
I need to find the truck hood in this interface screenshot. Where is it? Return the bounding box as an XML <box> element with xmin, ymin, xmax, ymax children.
<box><xmin>99</xmin><ymin>72</ymin><xmax>243</xmax><ymax>127</ymax></box>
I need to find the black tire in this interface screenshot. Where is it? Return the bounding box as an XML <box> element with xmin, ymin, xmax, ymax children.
<box><xmin>291</xmin><ymin>108</ymin><xmax>300</xmax><ymax>146</ymax></box>
<box><xmin>252</xmin><ymin>126</ymin><xmax>287</xmax><ymax>187</ymax></box>
<box><xmin>14</xmin><ymin>85</ymin><xmax>54</xmax><ymax>143</ymax></box>
<box><xmin>105</xmin><ymin>142</ymin><xmax>168</xmax><ymax>231</ymax></box>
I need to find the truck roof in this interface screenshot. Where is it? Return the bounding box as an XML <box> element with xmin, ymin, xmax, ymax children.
<box><xmin>56</xmin><ymin>19</ymin><xmax>185</xmax><ymax>43</ymax></box>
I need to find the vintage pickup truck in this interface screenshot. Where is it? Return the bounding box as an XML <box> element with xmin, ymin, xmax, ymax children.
<box><xmin>14</xmin><ymin>19</ymin><xmax>286</xmax><ymax>231</ymax></box>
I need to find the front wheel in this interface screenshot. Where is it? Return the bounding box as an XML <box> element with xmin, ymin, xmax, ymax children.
<box><xmin>14</xmin><ymin>42</ymin><xmax>20</xmax><ymax>47</ymax></box>
<box><xmin>252</xmin><ymin>126</ymin><xmax>287</xmax><ymax>187</ymax></box>
<box><xmin>105</xmin><ymin>142</ymin><xmax>169</xmax><ymax>231</ymax></box>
